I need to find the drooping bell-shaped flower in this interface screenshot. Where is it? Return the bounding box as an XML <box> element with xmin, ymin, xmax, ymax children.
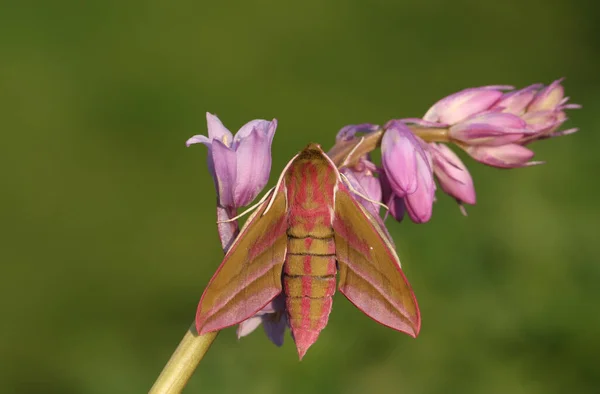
<box><xmin>423</xmin><ymin>85</ymin><xmax>513</xmax><ymax>125</ymax></box>
<box><xmin>448</xmin><ymin>111</ymin><xmax>533</xmax><ymax>146</ymax></box>
<box><xmin>186</xmin><ymin>112</ymin><xmax>277</xmax><ymax>209</ymax></box>
<box><xmin>429</xmin><ymin>143</ymin><xmax>476</xmax><ymax>213</ymax></box>
<box><xmin>381</xmin><ymin>120</ymin><xmax>435</xmax><ymax>223</ymax></box>
<box><xmin>462</xmin><ymin>144</ymin><xmax>540</xmax><ymax>168</ymax></box>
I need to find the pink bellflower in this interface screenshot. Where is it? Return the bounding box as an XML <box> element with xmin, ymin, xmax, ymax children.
<box><xmin>186</xmin><ymin>112</ymin><xmax>277</xmax><ymax>209</ymax></box>
<box><xmin>429</xmin><ymin>143</ymin><xmax>476</xmax><ymax>214</ymax></box>
<box><xmin>381</xmin><ymin>120</ymin><xmax>435</xmax><ymax>223</ymax></box>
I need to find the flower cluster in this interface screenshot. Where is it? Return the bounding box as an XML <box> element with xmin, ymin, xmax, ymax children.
<box><xmin>186</xmin><ymin>79</ymin><xmax>579</xmax><ymax>347</ymax></box>
<box><xmin>342</xmin><ymin>79</ymin><xmax>580</xmax><ymax>222</ymax></box>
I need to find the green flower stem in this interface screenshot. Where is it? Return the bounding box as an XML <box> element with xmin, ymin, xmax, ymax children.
<box><xmin>149</xmin><ymin>325</ymin><xmax>219</xmax><ymax>394</ymax></box>
<box><xmin>412</xmin><ymin>127</ymin><xmax>450</xmax><ymax>143</ymax></box>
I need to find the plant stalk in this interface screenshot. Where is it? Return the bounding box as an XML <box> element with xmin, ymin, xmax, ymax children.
<box><xmin>149</xmin><ymin>326</ymin><xmax>219</xmax><ymax>394</ymax></box>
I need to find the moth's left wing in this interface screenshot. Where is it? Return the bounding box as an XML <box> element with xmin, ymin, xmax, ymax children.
<box><xmin>196</xmin><ymin>185</ymin><xmax>289</xmax><ymax>334</ymax></box>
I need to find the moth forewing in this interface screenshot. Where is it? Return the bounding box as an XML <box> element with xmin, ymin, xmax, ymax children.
<box><xmin>195</xmin><ymin>186</ymin><xmax>288</xmax><ymax>335</ymax></box>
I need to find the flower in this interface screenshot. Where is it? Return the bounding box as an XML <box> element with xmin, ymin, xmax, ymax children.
<box><xmin>524</xmin><ymin>80</ymin><xmax>581</xmax><ymax>142</ymax></box>
<box><xmin>381</xmin><ymin>120</ymin><xmax>435</xmax><ymax>223</ymax></box>
<box><xmin>429</xmin><ymin>143</ymin><xmax>476</xmax><ymax>213</ymax></box>
<box><xmin>448</xmin><ymin>111</ymin><xmax>533</xmax><ymax>146</ymax></box>
<box><xmin>492</xmin><ymin>79</ymin><xmax>581</xmax><ymax>143</ymax></box>
<box><xmin>423</xmin><ymin>85</ymin><xmax>513</xmax><ymax>125</ymax></box>
<box><xmin>340</xmin><ymin>156</ymin><xmax>382</xmax><ymax>217</ymax></box>
<box><xmin>419</xmin><ymin>79</ymin><xmax>580</xmax><ymax>169</ymax></box>
<box><xmin>462</xmin><ymin>144</ymin><xmax>540</xmax><ymax>168</ymax></box>
<box><xmin>335</xmin><ymin>123</ymin><xmax>379</xmax><ymax>142</ymax></box>
<box><xmin>237</xmin><ymin>294</ymin><xmax>287</xmax><ymax>347</ymax></box>
<box><xmin>186</xmin><ymin>113</ymin><xmax>277</xmax><ymax>208</ymax></box>
<box><xmin>491</xmin><ymin>83</ymin><xmax>542</xmax><ymax>115</ymax></box>
<box><xmin>380</xmin><ymin>170</ymin><xmax>406</xmax><ymax>222</ymax></box>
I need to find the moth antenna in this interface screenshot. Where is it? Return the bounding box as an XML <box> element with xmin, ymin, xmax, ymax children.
<box><xmin>263</xmin><ymin>153</ymin><xmax>298</xmax><ymax>216</ymax></box>
<box><xmin>339</xmin><ymin>173</ymin><xmax>389</xmax><ymax>211</ymax></box>
<box><xmin>340</xmin><ymin>136</ymin><xmax>365</xmax><ymax>168</ymax></box>
<box><xmin>216</xmin><ymin>188</ymin><xmax>274</xmax><ymax>223</ymax></box>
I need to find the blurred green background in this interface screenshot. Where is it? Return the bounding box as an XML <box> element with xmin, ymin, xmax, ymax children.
<box><xmin>2</xmin><ymin>1</ymin><xmax>599</xmax><ymax>393</ymax></box>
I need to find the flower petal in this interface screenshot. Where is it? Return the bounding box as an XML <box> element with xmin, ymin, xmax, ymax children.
<box><xmin>185</xmin><ymin>134</ymin><xmax>212</xmax><ymax>147</ymax></box>
<box><xmin>335</xmin><ymin>123</ymin><xmax>379</xmax><ymax>142</ymax></box>
<box><xmin>465</xmin><ymin>144</ymin><xmax>536</xmax><ymax>168</ymax></box>
<box><xmin>380</xmin><ymin>171</ymin><xmax>406</xmax><ymax>222</ymax></box>
<box><xmin>233</xmin><ymin>128</ymin><xmax>273</xmax><ymax>207</ymax></box>
<box><xmin>381</xmin><ymin>124</ymin><xmax>420</xmax><ymax>196</ymax></box>
<box><xmin>492</xmin><ymin>84</ymin><xmax>542</xmax><ymax>115</ymax></box>
<box><xmin>262</xmin><ymin>313</ymin><xmax>287</xmax><ymax>347</ymax></box>
<box><xmin>522</xmin><ymin>110</ymin><xmax>564</xmax><ymax>134</ymax></box>
<box><xmin>527</xmin><ymin>79</ymin><xmax>565</xmax><ymax>112</ymax></box>
<box><xmin>341</xmin><ymin>167</ymin><xmax>382</xmax><ymax>217</ymax></box>
<box><xmin>404</xmin><ymin>150</ymin><xmax>435</xmax><ymax>223</ymax></box>
<box><xmin>431</xmin><ymin>143</ymin><xmax>476</xmax><ymax>205</ymax></box>
<box><xmin>237</xmin><ymin>316</ymin><xmax>264</xmax><ymax>339</ymax></box>
<box><xmin>449</xmin><ymin>112</ymin><xmax>531</xmax><ymax>146</ymax></box>
<box><xmin>234</xmin><ymin>119</ymin><xmax>275</xmax><ymax>145</ymax></box>
<box><xmin>423</xmin><ymin>87</ymin><xmax>510</xmax><ymax>124</ymax></box>
<box><xmin>211</xmin><ymin>139</ymin><xmax>237</xmax><ymax>207</ymax></box>
<box><xmin>206</xmin><ymin>112</ymin><xmax>234</xmax><ymax>145</ymax></box>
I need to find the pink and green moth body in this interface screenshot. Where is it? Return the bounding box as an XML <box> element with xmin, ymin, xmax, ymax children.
<box><xmin>196</xmin><ymin>143</ymin><xmax>421</xmax><ymax>359</ymax></box>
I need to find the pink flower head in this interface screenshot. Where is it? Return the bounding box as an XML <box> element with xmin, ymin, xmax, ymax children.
<box><xmin>187</xmin><ymin>113</ymin><xmax>277</xmax><ymax>208</ymax></box>
<box><xmin>381</xmin><ymin>120</ymin><xmax>435</xmax><ymax>223</ymax></box>
<box><xmin>494</xmin><ymin>79</ymin><xmax>581</xmax><ymax>142</ymax></box>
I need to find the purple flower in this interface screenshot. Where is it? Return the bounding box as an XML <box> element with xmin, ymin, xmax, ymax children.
<box><xmin>340</xmin><ymin>157</ymin><xmax>382</xmax><ymax>217</ymax></box>
<box><xmin>527</xmin><ymin>79</ymin><xmax>568</xmax><ymax>112</ymax></box>
<box><xmin>336</xmin><ymin>123</ymin><xmax>379</xmax><ymax>142</ymax></box>
<box><xmin>381</xmin><ymin>120</ymin><xmax>435</xmax><ymax>223</ymax></box>
<box><xmin>429</xmin><ymin>143</ymin><xmax>476</xmax><ymax>210</ymax></box>
<box><xmin>462</xmin><ymin>144</ymin><xmax>540</xmax><ymax>168</ymax></box>
<box><xmin>491</xmin><ymin>84</ymin><xmax>543</xmax><ymax>115</ymax></box>
<box><xmin>186</xmin><ymin>113</ymin><xmax>277</xmax><ymax>208</ymax></box>
<box><xmin>494</xmin><ymin>79</ymin><xmax>581</xmax><ymax>143</ymax></box>
<box><xmin>448</xmin><ymin>111</ymin><xmax>534</xmax><ymax>146</ymax></box>
<box><xmin>380</xmin><ymin>170</ymin><xmax>406</xmax><ymax>222</ymax></box>
<box><xmin>423</xmin><ymin>85</ymin><xmax>513</xmax><ymax>125</ymax></box>
<box><xmin>237</xmin><ymin>294</ymin><xmax>287</xmax><ymax>347</ymax></box>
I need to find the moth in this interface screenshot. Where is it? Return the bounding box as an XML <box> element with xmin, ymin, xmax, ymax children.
<box><xmin>196</xmin><ymin>143</ymin><xmax>421</xmax><ymax>359</ymax></box>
